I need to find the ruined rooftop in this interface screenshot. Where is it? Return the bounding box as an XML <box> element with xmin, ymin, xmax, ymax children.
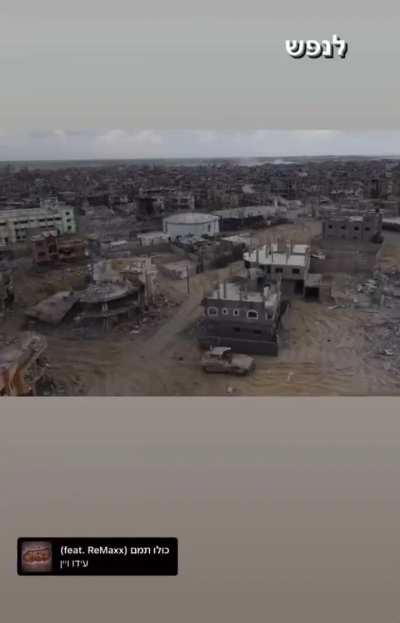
<box><xmin>207</xmin><ymin>280</ymin><xmax>280</xmax><ymax>309</ymax></box>
<box><xmin>244</xmin><ymin>242</ymin><xmax>310</xmax><ymax>268</ymax></box>
<box><xmin>26</xmin><ymin>291</ymin><xmax>79</xmax><ymax>325</ymax></box>
<box><xmin>79</xmin><ymin>281</ymin><xmax>138</xmax><ymax>305</ymax></box>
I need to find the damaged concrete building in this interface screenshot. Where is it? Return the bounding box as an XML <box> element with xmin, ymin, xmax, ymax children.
<box><xmin>137</xmin><ymin>190</ymin><xmax>165</xmax><ymax>217</ymax></box>
<box><xmin>0</xmin><ymin>332</ymin><xmax>48</xmax><ymax>396</ymax></box>
<box><xmin>26</xmin><ymin>291</ymin><xmax>80</xmax><ymax>326</ymax></box>
<box><xmin>76</xmin><ymin>258</ymin><xmax>155</xmax><ymax>329</ymax></box>
<box><xmin>0</xmin><ymin>199</ymin><xmax>76</xmax><ymax>247</ymax></box>
<box><xmin>25</xmin><ymin>257</ymin><xmax>158</xmax><ymax>332</ymax></box>
<box><xmin>78</xmin><ymin>281</ymin><xmax>144</xmax><ymax>329</ymax></box>
<box><xmin>302</xmin><ymin>273</ymin><xmax>333</xmax><ymax>302</ymax></box>
<box><xmin>198</xmin><ymin>273</ymin><xmax>286</xmax><ymax>355</ymax></box>
<box><xmin>322</xmin><ymin>210</ymin><xmax>383</xmax><ymax>243</ymax></box>
<box><xmin>243</xmin><ymin>240</ymin><xmax>332</xmax><ymax>302</ymax></box>
<box><xmin>214</xmin><ymin>204</ymin><xmax>288</xmax><ymax>231</ymax></box>
<box><xmin>171</xmin><ymin>235</ymin><xmax>245</xmax><ymax>272</ymax></box>
<box><xmin>314</xmin><ymin>212</ymin><xmax>384</xmax><ymax>274</ymax></box>
<box><xmin>32</xmin><ymin>231</ymin><xmax>88</xmax><ymax>266</ymax></box>
<box><xmin>244</xmin><ymin>240</ymin><xmax>311</xmax><ymax>297</ymax></box>
<box><xmin>95</xmin><ymin>257</ymin><xmax>158</xmax><ymax>305</ymax></box>
<box><xmin>31</xmin><ymin>230</ymin><xmax>59</xmax><ymax>265</ymax></box>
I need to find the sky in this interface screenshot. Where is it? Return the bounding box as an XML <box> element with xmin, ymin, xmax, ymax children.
<box><xmin>1</xmin><ymin>130</ymin><xmax>400</xmax><ymax>161</ymax></box>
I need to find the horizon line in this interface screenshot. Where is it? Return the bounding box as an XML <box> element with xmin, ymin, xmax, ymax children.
<box><xmin>1</xmin><ymin>153</ymin><xmax>400</xmax><ymax>164</ymax></box>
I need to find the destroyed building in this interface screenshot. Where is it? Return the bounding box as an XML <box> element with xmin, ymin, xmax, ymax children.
<box><xmin>76</xmin><ymin>259</ymin><xmax>152</xmax><ymax>329</ymax></box>
<box><xmin>172</xmin><ymin>235</ymin><xmax>245</xmax><ymax>272</ymax></box>
<box><xmin>31</xmin><ymin>231</ymin><xmax>88</xmax><ymax>266</ymax></box>
<box><xmin>243</xmin><ymin>240</ymin><xmax>311</xmax><ymax>297</ymax></box>
<box><xmin>198</xmin><ymin>274</ymin><xmax>285</xmax><ymax>355</ymax></box>
<box><xmin>25</xmin><ymin>257</ymin><xmax>158</xmax><ymax>332</ymax></box>
<box><xmin>137</xmin><ymin>190</ymin><xmax>165</xmax><ymax>217</ymax></box>
<box><xmin>0</xmin><ymin>199</ymin><xmax>76</xmax><ymax>247</ymax></box>
<box><xmin>107</xmin><ymin>257</ymin><xmax>158</xmax><ymax>305</ymax></box>
<box><xmin>315</xmin><ymin>212</ymin><xmax>384</xmax><ymax>274</ymax></box>
<box><xmin>57</xmin><ymin>237</ymin><xmax>88</xmax><ymax>262</ymax></box>
<box><xmin>0</xmin><ymin>332</ymin><xmax>48</xmax><ymax>396</ymax></box>
<box><xmin>26</xmin><ymin>291</ymin><xmax>81</xmax><ymax>326</ymax></box>
<box><xmin>214</xmin><ymin>204</ymin><xmax>287</xmax><ymax>231</ymax></box>
<box><xmin>31</xmin><ymin>230</ymin><xmax>58</xmax><ymax>265</ymax></box>
<box><xmin>166</xmin><ymin>191</ymin><xmax>195</xmax><ymax>212</ymax></box>
<box><xmin>302</xmin><ymin>273</ymin><xmax>333</xmax><ymax>303</ymax></box>
<box><xmin>322</xmin><ymin>210</ymin><xmax>383</xmax><ymax>243</ymax></box>
<box><xmin>137</xmin><ymin>189</ymin><xmax>195</xmax><ymax>218</ymax></box>
<box><xmin>136</xmin><ymin>231</ymin><xmax>170</xmax><ymax>248</ymax></box>
<box><xmin>99</xmin><ymin>239</ymin><xmax>134</xmax><ymax>258</ymax></box>
<box><xmin>78</xmin><ymin>281</ymin><xmax>144</xmax><ymax>330</ymax></box>
<box><xmin>244</xmin><ymin>240</ymin><xmax>332</xmax><ymax>302</ymax></box>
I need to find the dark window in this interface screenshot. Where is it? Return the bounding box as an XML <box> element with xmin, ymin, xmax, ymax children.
<box><xmin>292</xmin><ymin>268</ymin><xmax>300</xmax><ymax>275</ymax></box>
<box><xmin>328</xmin><ymin>225</ymin><xmax>333</xmax><ymax>229</ymax></box>
<box><xmin>341</xmin><ymin>225</ymin><xmax>346</xmax><ymax>230</ymax></box>
<box><xmin>365</xmin><ymin>227</ymin><xmax>370</xmax><ymax>231</ymax></box>
<box><xmin>275</xmin><ymin>267</ymin><xmax>283</xmax><ymax>273</ymax></box>
<box><xmin>253</xmin><ymin>330</ymin><xmax>262</xmax><ymax>335</ymax></box>
<box><xmin>354</xmin><ymin>227</ymin><xmax>359</xmax><ymax>231</ymax></box>
<box><xmin>234</xmin><ymin>327</ymin><xmax>241</xmax><ymax>333</ymax></box>
<box><xmin>247</xmin><ymin>310</ymin><xmax>259</xmax><ymax>320</ymax></box>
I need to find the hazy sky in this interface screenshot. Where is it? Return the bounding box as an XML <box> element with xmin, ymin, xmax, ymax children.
<box><xmin>2</xmin><ymin>2</ymin><xmax>400</xmax><ymax>133</ymax></box>
<box><xmin>1</xmin><ymin>130</ymin><xmax>400</xmax><ymax>161</ymax></box>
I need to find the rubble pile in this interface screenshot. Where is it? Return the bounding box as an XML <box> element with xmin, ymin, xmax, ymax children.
<box><xmin>112</xmin><ymin>293</ymin><xmax>180</xmax><ymax>338</ymax></box>
<box><xmin>365</xmin><ymin>318</ymin><xmax>400</xmax><ymax>368</ymax></box>
<box><xmin>362</xmin><ymin>272</ymin><xmax>400</xmax><ymax>367</ymax></box>
<box><xmin>326</xmin><ymin>271</ymin><xmax>400</xmax><ymax>370</ymax></box>
<box><xmin>329</xmin><ymin>271</ymin><xmax>400</xmax><ymax>311</ymax></box>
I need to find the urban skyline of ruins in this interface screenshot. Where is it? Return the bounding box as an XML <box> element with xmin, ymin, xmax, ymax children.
<box><xmin>1</xmin><ymin>153</ymin><xmax>400</xmax><ymax>396</ymax></box>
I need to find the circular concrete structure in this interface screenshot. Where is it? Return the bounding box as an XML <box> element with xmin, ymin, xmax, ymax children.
<box><xmin>163</xmin><ymin>212</ymin><xmax>220</xmax><ymax>239</ymax></box>
<box><xmin>79</xmin><ymin>282</ymin><xmax>135</xmax><ymax>305</ymax></box>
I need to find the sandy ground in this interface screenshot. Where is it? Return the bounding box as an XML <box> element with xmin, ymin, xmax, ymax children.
<box><xmin>3</xmin><ymin>221</ymin><xmax>400</xmax><ymax>396</ymax></box>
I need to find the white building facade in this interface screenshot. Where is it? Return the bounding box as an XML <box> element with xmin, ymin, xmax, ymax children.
<box><xmin>0</xmin><ymin>199</ymin><xmax>76</xmax><ymax>247</ymax></box>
